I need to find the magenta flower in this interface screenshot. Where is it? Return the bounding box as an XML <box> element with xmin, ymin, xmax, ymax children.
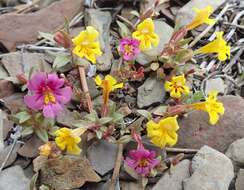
<box><xmin>125</xmin><ymin>147</ymin><xmax>160</xmax><ymax>176</ymax></box>
<box><xmin>24</xmin><ymin>72</ymin><xmax>72</xmax><ymax>118</ymax></box>
<box><xmin>119</xmin><ymin>38</ymin><xmax>140</xmax><ymax>61</ymax></box>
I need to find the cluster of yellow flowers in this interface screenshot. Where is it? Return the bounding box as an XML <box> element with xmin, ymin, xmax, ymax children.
<box><xmin>51</xmin><ymin>6</ymin><xmax>228</xmax><ymax>155</ymax></box>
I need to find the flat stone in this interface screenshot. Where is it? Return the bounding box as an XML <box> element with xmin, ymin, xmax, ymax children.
<box><xmin>0</xmin><ymin>144</ymin><xmax>20</xmax><ymax>168</ymax></box>
<box><xmin>183</xmin><ymin>146</ymin><xmax>234</xmax><ymax>190</ymax></box>
<box><xmin>1</xmin><ymin>52</ymin><xmax>51</xmax><ymax>78</ymax></box>
<box><xmin>176</xmin><ymin>0</ymin><xmax>225</xmax><ymax>28</ymax></box>
<box><xmin>3</xmin><ymin>93</ymin><xmax>24</xmax><ymax>114</ymax></box>
<box><xmin>87</xmin><ymin>140</ymin><xmax>118</xmax><ymax>176</ymax></box>
<box><xmin>205</xmin><ymin>78</ymin><xmax>226</xmax><ymax>95</ymax></box>
<box><xmin>136</xmin><ymin>20</ymin><xmax>173</xmax><ymax>65</ymax></box>
<box><xmin>40</xmin><ymin>155</ymin><xmax>101</xmax><ymax>190</ymax></box>
<box><xmin>0</xmin><ymin>166</ymin><xmax>30</xmax><ymax>190</ymax></box>
<box><xmin>235</xmin><ymin>169</ymin><xmax>244</xmax><ymax>190</ymax></box>
<box><xmin>177</xmin><ymin>95</ymin><xmax>244</xmax><ymax>152</ymax></box>
<box><xmin>17</xmin><ymin>135</ymin><xmax>43</xmax><ymax>158</ymax></box>
<box><xmin>0</xmin><ymin>80</ymin><xmax>15</xmax><ymax>99</ymax></box>
<box><xmin>226</xmin><ymin>138</ymin><xmax>244</xmax><ymax>167</ymax></box>
<box><xmin>137</xmin><ymin>77</ymin><xmax>166</xmax><ymax>108</ymax></box>
<box><xmin>0</xmin><ymin>0</ymin><xmax>83</xmax><ymax>51</ymax></box>
<box><xmin>56</xmin><ymin>108</ymin><xmax>80</xmax><ymax>127</ymax></box>
<box><xmin>152</xmin><ymin>160</ymin><xmax>190</xmax><ymax>190</ymax></box>
<box><xmin>85</xmin><ymin>9</ymin><xmax>113</xmax><ymax>71</ymax></box>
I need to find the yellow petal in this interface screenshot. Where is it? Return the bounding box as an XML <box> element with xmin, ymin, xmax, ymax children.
<box><xmin>105</xmin><ymin>75</ymin><xmax>117</xmax><ymax>86</ymax></box>
<box><xmin>95</xmin><ymin>75</ymin><xmax>102</xmax><ymax>86</ymax></box>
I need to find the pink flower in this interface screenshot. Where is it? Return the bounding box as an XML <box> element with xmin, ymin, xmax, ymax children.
<box><xmin>119</xmin><ymin>38</ymin><xmax>140</xmax><ymax>61</ymax></box>
<box><xmin>24</xmin><ymin>72</ymin><xmax>72</xmax><ymax>118</ymax></box>
<box><xmin>125</xmin><ymin>147</ymin><xmax>160</xmax><ymax>176</ymax></box>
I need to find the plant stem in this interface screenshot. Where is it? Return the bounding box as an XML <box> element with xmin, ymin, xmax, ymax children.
<box><xmin>109</xmin><ymin>144</ymin><xmax>123</xmax><ymax>190</ymax></box>
<box><xmin>78</xmin><ymin>66</ymin><xmax>93</xmax><ymax>113</ymax></box>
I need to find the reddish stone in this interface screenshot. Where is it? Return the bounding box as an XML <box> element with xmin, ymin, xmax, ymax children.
<box><xmin>0</xmin><ymin>0</ymin><xmax>83</xmax><ymax>51</ymax></box>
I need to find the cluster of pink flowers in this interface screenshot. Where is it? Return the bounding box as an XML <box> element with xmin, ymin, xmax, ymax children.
<box><xmin>24</xmin><ymin>72</ymin><xmax>72</xmax><ymax>118</ymax></box>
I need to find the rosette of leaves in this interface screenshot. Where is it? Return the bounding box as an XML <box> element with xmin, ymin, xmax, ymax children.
<box><xmin>10</xmin><ymin>110</ymin><xmax>58</xmax><ymax>142</ymax></box>
<box><xmin>72</xmin><ymin>104</ymin><xmax>127</xmax><ymax>141</ymax></box>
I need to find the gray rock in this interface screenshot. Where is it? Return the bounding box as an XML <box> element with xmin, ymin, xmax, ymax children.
<box><xmin>226</xmin><ymin>138</ymin><xmax>244</xmax><ymax>167</ymax></box>
<box><xmin>205</xmin><ymin>78</ymin><xmax>226</xmax><ymax>95</ymax></box>
<box><xmin>176</xmin><ymin>0</ymin><xmax>225</xmax><ymax>28</ymax></box>
<box><xmin>85</xmin><ymin>9</ymin><xmax>113</xmax><ymax>71</ymax></box>
<box><xmin>137</xmin><ymin>77</ymin><xmax>165</xmax><ymax>108</ymax></box>
<box><xmin>87</xmin><ymin>78</ymin><xmax>100</xmax><ymax>99</ymax></box>
<box><xmin>235</xmin><ymin>169</ymin><xmax>244</xmax><ymax>190</ymax></box>
<box><xmin>0</xmin><ymin>166</ymin><xmax>30</xmax><ymax>190</ymax></box>
<box><xmin>183</xmin><ymin>146</ymin><xmax>234</xmax><ymax>190</ymax></box>
<box><xmin>3</xmin><ymin>93</ymin><xmax>24</xmax><ymax>114</ymax></box>
<box><xmin>87</xmin><ymin>140</ymin><xmax>118</xmax><ymax>176</ymax></box>
<box><xmin>1</xmin><ymin>52</ymin><xmax>51</xmax><ymax>78</ymax></box>
<box><xmin>136</xmin><ymin>20</ymin><xmax>173</xmax><ymax>65</ymax></box>
<box><xmin>0</xmin><ymin>144</ymin><xmax>20</xmax><ymax>168</ymax></box>
<box><xmin>177</xmin><ymin>96</ymin><xmax>244</xmax><ymax>152</ymax></box>
<box><xmin>56</xmin><ymin>108</ymin><xmax>80</xmax><ymax>127</ymax></box>
<box><xmin>152</xmin><ymin>160</ymin><xmax>190</xmax><ymax>190</ymax></box>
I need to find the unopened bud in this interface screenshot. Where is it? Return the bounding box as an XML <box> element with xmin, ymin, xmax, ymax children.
<box><xmin>54</xmin><ymin>31</ymin><xmax>72</xmax><ymax>49</ymax></box>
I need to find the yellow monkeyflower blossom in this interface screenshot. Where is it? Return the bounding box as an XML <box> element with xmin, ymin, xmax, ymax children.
<box><xmin>95</xmin><ymin>75</ymin><xmax>123</xmax><ymax>105</ymax></box>
<box><xmin>192</xmin><ymin>91</ymin><xmax>225</xmax><ymax>125</ymax></box>
<box><xmin>147</xmin><ymin>116</ymin><xmax>179</xmax><ymax>148</ymax></box>
<box><xmin>164</xmin><ymin>75</ymin><xmax>190</xmax><ymax>99</ymax></box>
<box><xmin>186</xmin><ymin>6</ymin><xmax>215</xmax><ymax>30</ymax></box>
<box><xmin>72</xmin><ymin>26</ymin><xmax>102</xmax><ymax>64</ymax></box>
<box><xmin>132</xmin><ymin>18</ymin><xmax>159</xmax><ymax>50</ymax></box>
<box><xmin>55</xmin><ymin>127</ymin><xmax>87</xmax><ymax>155</ymax></box>
<box><xmin>195</xmin><ymin>32</ymin><xmax>230</xmax><ymax>61</ymax></box>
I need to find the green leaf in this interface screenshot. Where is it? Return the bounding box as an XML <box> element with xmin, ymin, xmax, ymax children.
<box><xmin>130</xmin><ymin>10</ymin><xmax>140</xmax><ymax>17</ymax></box>
<box><xmin>112</xmin><ymin>112</ymin><xmax>124</xmax><ymax>123</ymax></box>
<box><xmin>99</xmin><ymin>117</ymin><xmax>113</xmax><ymax>125</ymax></box>
<box><xmin>96</xmin><ymin>130</ymin><xmax>103</xmax><ymax>139</ymax></box>
<box><xmin>21</xmin><ymin>127</ymin><xmax>34</xmax><ymax>137</ymax></box>
<box><xmin>84</xmin><ymin>111</ymin><xmax>98</xmax><ymax>122</ymax></box>
<box><xmin>137</xmin><ymin>109</ymin><xmax>152</xmax><ymax>120</ymax></box>
<box><xmin>35</xmin><ymin>129</ymin><xmax>49</xmax><ymax>142</ymax></box>
<box><xmin>117</xmin><ymin>135</ymin><xmax>132</xmax><ymax>144</ymax></box>
<box><xmin>48</xmin><ymin>126</ymin><xmax>59</xmax><ymax>136</ymax></box>
<box><xmin>53</xmin><ymin>54</ymin><xmax>71</xmax><ymax>68</ymax></box>
<box><xmin>29</xmin><ymin>173</ymin><xmax>39</xmax><ymax>190</ymax></box>
<box><xmin>38</xmin><ymin>32</ymin><xmax>55</xmax><ymax>43</ymax></box>
<box><xmin>15</xmin><ymin>111</ymin><xmax>31</xmax><ymax>123</ymax></box>
<box><xmin>116</xmin><ymin>20</ymin><xmax>131</xmax><ymax>37</ymax></box>
<box><xmin>39</xmin><ymin>185</ymin><xmax>50</xmax><ymax>190</ymax></box>
<box><xmin>72</xmin><ymin>120</ymin><xmax>92</xmax><ymax>128</ymax></box>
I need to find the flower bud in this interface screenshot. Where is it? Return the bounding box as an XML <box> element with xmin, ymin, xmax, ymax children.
<box><xmin>54</xmin><ymin>31</ymin><xmax>72</xmax><ymax>49</ymax></box>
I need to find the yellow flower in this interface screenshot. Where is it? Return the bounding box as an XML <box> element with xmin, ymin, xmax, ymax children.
<box><xmin>195</xmin><ymin>32</ymin><xmax>230</xmax><ymax>61</ymax></box>
<box><xmin>186</xmin><ymin>6</ymin><xmax>215</xmax><ymax>30</ymax></box>
<box><xmin>164</xmin><ymin>75</ymin><xmax>190</xmax><ymax>99</ymax></box>
<box><xmin>95</xmin><ymin>75</ymin><xmax>123</xmax><ymax>105</ymax></box>
<box><xmin>55</xmin><ymin>127</ymin><xmax>87</xmax><ymax>155</ymax></box>
<box><xmin>72</xmin><ymin>26</ymin><xmax>102</xmax><ymax>64</ymax></box>
<box><xmin>192</xmin><ymin>91</ymin><xmax>225</xmax><ymax>125</ymax></box>
<box><xmin>132</xmin><ymin>18</ymin><xmax>159</xmax><ymax>50</ymax></box>
<box><xmin>147</xmin><ymin>116</ymin><xmax>179</xmax><ymax>148</ymax></box>
<box><xmin>39</xmin><ymin>142</ymin><xmax>52</xmax><ymax>157</ymax></box>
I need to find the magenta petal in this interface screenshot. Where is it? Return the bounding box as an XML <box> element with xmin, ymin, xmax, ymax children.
<box><xmin>55</xmin><ymin>86</ymin><xmax>72</xmax><ymax>104</ymax></box>
<box><xmin>43</xmin><ymin>103</ymin><xmax>63</xmax><ymax>118</ymax></box>
<box><xmin>28</xmin><ymin>72</ymin><xmax>46</xmax><ymax>91</ymax></box>
<box><xmin>24</xmin><ymin>94</ymin><xmax>44</xmax><ymax>110</ymax></box>
<box><xmin>125</xmin><ymin>158</ymin><xmax>137</xmax><ymax>169</ymax></box>
<box><xmin>47</xmin><ymin>74</ymin><xmax>65</xmax><ymax>90</ymax></box>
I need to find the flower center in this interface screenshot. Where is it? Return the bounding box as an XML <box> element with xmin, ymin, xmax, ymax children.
<box><xmin>124</xmin><ymin>45</ymin><xmax>133</xmax><ymax>55</ymax></box>
<box><xmin>141</xmin><ymin>28</ymin><xmax>149</xmax><ymax>34</ymax></box>
<box><xmin>43</xmin><ymin>89</ymin><xmax>56</xmax><ymax>105</ymax></box>
<box><xmin>138</xmin><ymin>159</ymin><xmax>149</xmax><ymax>167</ymax></box>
